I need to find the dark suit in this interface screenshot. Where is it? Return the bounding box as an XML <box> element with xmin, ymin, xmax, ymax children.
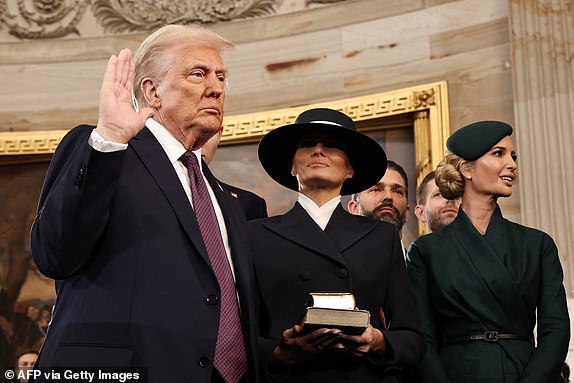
<box><xmin>30</xmin><ymin>125</ymin><xmax>258</xmax><ymax>383</ymax></box>
<box><xmin>407</xmin><ymin>206</ymin><xmax>569</xmax><ymax>383</ymax></box>
<box><xmin>220</xmin><ymin>183</ymin><xmax>267</xmax><ymax>221</ymax></box>
<box><xmin>250</xmin><ymin>202</ymin><xmax>424</xmax><ymax>383</ymax></box>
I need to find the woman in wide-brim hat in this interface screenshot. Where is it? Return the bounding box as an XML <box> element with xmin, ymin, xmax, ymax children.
<box><xmin>250</xmin><ymin>107</ymin><xmax>424</xmax><ymax>383</ymax></box>
<box><xmin>406</xmin><ymin>121</ymin><xmax>569</xmax><ymax>382</ymax></box>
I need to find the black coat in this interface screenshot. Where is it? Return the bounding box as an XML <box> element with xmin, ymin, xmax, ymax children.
<box><xmin>30</xmin><ymin>125</ymin><xmax>259</xmax><ymax>383</ymax></box>
<box><xmin>220</xmin><ymin>182</ymin><xmax>268</xmax><ymax>221</ymax></box>
<box><xmin>250</xmin><ymin>203</ymin><xmax>424</xmax><ymax>383</ymax></box>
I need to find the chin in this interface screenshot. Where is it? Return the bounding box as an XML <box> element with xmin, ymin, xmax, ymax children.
<box><xmin>495</xmin><ymin>191</ymin><xmax>513</xmax><ymax>198</ymax></box>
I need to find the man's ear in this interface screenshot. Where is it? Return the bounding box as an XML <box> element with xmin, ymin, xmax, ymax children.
<box><xmin>414</xmin><ymin>204</ymin><xmax>425</xmax><ymax>221</ymax></box>
<box><xmin>347</xmin><ymin>199</ymin><xmax>360</xmax><ymax>215</ymax></box>
<box><xmin>404</xmin><ymin>205</ymin><xmax>411</xmax><ymax>224</ymax></box>
<box><xmin>141</xmin><ymin>78</ymin><xmax>161</xmax><ymax>108</ymax></box>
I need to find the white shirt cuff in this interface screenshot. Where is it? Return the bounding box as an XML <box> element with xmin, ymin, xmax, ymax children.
<box><xmin>89</xmin><ymin>129</ymin><xmax>129</xmax><ymax>152</ymax></box>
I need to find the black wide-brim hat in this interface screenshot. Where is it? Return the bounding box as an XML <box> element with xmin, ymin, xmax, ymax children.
<box><xmin>258</xmin><ymin>108</ymin><xmax>387</xmax><ymax>195</ymax></box>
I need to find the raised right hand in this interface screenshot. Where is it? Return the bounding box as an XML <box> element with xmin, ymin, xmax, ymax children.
<box><xmin>95</xmin><ymin>48</ymin><xmax>155</xmax><ymax>144</ymax></box>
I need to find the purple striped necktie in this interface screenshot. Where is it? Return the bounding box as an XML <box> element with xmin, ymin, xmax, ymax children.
<box><xmin>180</xmin><ymin>151</ymin><xmax>248</xmax><ymax>383</ymax></box>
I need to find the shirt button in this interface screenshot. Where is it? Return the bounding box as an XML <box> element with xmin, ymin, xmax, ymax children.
<box><xmin>206</xmin><ymin>295</ymin><xmax>219</xmax><ymax>305</ymax></box>
<box><xmin>338</xmin><ymin>268</ymin><xmax>349</xmax><ymax>278</ymax></box>
<box><xmin>299</xmin><ymin>270</ymin><xmax>311</xmax><ymax>281</ymax></box>
<box><xmin>198</xmin><ymin>356</ymin><xmax>210</xmax><ymax>368</ymax></box>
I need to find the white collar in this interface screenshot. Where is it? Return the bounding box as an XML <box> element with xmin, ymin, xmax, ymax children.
<box><xmin>297</xmin><ymin>194</ymin><xmax>341</xmax><ymax>231</ymax></box>
<box><xmin>145</xmin><ymin>118</ymin><xmax>202</xmax><ymax>170</ymax></box>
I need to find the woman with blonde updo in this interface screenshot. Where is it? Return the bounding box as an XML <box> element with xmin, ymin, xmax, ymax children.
<box><xmin>406</xmin><ymin>121</ymin><xmax>569</xmax><ymax>383</ymax></box>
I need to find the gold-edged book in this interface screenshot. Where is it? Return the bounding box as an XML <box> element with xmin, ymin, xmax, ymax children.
<box><xmin>300</xmin><ymin>293</ymin><xmax>370</xmax><ymax>335</ymax></box>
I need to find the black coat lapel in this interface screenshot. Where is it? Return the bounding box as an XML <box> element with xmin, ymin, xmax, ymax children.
<box><xmin>324</xmin><ymin>205</ymin><xmax>379</xmax><ymax>252</ymax></box>
<box><xmin>262</xmin><ymin>203</ymin><xmax>347</xmax><ymax>267</ymax></box>
<box><xmin>129</xmin><ymin>128</ymin><xmax>210</xmax><ymax>266</ymax></box>
<box><xmin>450</xmin><ymin>207</ymin><xmax>529</xmax><ymax>334</ymax></box>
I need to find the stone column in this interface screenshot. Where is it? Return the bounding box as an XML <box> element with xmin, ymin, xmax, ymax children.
<box><xmin>508</xmin><ymin>0</ymin><xmax>574</xmax><ymax>294</ymax></box>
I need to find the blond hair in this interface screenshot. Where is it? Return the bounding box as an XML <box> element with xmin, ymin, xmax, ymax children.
<box><xmin>133</xmin><ymin>24</ymin><xmax>233</xmax><ymax>108</ymax></box>
<box><xmin>435</xmin><ymin>152</ymin><xmax>466</xmax><ymax>200</ymax></box>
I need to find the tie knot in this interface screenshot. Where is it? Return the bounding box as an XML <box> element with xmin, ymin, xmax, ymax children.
<box><xmin>181</xmin><ymin>151</ymin><xmax>199</xmax><ymax>169</ymax></box>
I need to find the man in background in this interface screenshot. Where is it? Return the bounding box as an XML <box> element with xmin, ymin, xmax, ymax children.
<box><xmin>414</xmin><ymin>171</ymin><xmax>460</xmax><ymax>234</ymax></box>
<box><xmin>202</xmin><ymin>128</ymin><xmax>267</xmax><ymax>220</ymax></box>
<box><xmin>348</xmin><ymin>160</ymin><xmax>410</xmax><ymax>241</ymax></box>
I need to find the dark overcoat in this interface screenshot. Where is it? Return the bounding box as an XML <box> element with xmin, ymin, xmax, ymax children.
<box><xmin>220</xmin><ymin>182</ymin><xmax>268</xmax><ymax>221</ymax></box>
<box><xmin>250</xmin><ymin>203</ymin><xmax>425</xmax><ymax>383</ymax></box>
<box><xmin>407</xmin><ymin>206</ymin><xmax>569</xmax><ymax>383</ymax></box>
<box><xmin>30</xmin><ymin>125</ymin><xmax>259</xmax><ymax>383</ymax></box>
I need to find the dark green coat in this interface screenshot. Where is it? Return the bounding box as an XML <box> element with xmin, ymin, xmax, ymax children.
<box><xmin>406</xmin><ymin>205</ymin><xmax>569</xmax><ymax>383</ymax></box>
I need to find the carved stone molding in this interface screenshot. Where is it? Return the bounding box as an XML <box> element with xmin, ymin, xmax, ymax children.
<box><xmin>0</xmin><ymin>0</ymin><xmax>282</xmax><ymax>38</ymax></box>
<box><xmin>92</xmin><ymin>0</ymin><xmax>281</xmax><ymax>33</ymax></box>
<box><xmin>0</xmin><ymin>0</ymin><xmax>88</xmax><ymax>39</ymax></box>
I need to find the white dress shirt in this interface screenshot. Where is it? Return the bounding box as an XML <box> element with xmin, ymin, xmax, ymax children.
<box><xmin>88</xmin><ymin>119</ymin><xmax>236</xmax><ymax>279</ymax></box>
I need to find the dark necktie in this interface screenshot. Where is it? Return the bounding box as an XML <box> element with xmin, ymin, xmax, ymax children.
<box><xmin>180</xmin><ymin>151</ymin><xmax>248</xmax><ymax>383</ymax></box>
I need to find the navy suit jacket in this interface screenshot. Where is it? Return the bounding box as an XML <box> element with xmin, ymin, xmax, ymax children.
<box><xmin>220</xmin><ymin>183</ymin><xmax>267</xmax><ymax>221</ymax></box>
<box><xmin>30</xmin><ymin>125</ymin><xmax>258</xmax><ymax>382</ymax></box>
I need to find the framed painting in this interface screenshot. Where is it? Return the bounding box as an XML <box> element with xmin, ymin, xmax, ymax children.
<box><xmin>0</xmin><ymin>81</ymin><xmax>449</xmax><ymax>367</ymax></box>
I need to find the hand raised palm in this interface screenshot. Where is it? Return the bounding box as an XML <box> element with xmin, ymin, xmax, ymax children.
<box><xmin>96</xmin><ymin>48</ymin><xmax>155</xmax><ymax>144</ymax></box>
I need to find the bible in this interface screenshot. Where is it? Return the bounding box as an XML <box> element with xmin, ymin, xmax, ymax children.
<box><xmin>300</xmin><ymin>292</ymin><xmax>370</xmax><ymax>335</ymax></box>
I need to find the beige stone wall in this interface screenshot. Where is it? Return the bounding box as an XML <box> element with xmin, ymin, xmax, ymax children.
<box><xmin>0</xmin><ymin>0</ymin><xmax>520</xmax><ymax>214</ymax></box>
<box><xmin>0</xmin><ymin>0</ymin><xmax>514</xmax><ymax>130</ymax></box>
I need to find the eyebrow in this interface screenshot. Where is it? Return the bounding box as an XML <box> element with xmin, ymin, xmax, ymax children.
<box><xmin>190</xmin><ymin>61</ymin><xmax>227</xmax><ymax>72</ymax></box>
<box><xmin>377</xmin><ymin>182</ymin><xmax>406</xmax><ymax>190</ymax></box>
<box><xmin>491</xmin><ymin>145</ymin><xmax>511</xmax><ymax>151</ymax></box>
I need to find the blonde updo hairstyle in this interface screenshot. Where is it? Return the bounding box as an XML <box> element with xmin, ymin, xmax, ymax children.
<box><xmin>435</xmin><ymin>152</ymin><xmax>466</xmax><ymax>200</ymax></box>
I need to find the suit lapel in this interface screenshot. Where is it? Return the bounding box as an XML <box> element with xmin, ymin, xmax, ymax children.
<box><xmin>324</xmin><ymin>205</ymin><xmax>379</xmax><ymax>252</ymax></box>
<box><xmin>450</xmin><ymin>207</ymin><xmax>529</xmax><ymax>334</ymax></box>
<box><xmin>262</xmin><ymin>203</ymin><xmax>347</xmax><ymax>267</ymax></box>
<box><xmin>129</xmin><ymin>128</ymin><xmax>211</xmax><ymax>266</ymax></box>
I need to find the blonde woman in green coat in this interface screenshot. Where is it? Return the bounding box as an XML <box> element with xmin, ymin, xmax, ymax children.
<box><xmin>407</xmin><ymin>121</ymin><xmax>569</xmax><ymax>382</ymax></box>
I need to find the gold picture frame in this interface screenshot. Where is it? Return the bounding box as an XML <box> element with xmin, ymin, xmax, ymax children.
<box><xmin>0</xmin><ymin>81</ymin><xmax>450</xmax><ymax>184</ymax></box>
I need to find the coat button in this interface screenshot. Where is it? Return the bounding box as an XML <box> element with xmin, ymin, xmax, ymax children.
<box><xmin>338</xmin><ymin>268</ymin><xmax>349</xmax><ymax>278</ymax></box>
<box><xmin>74</xmin><ymin>166</ymin><xmax>86</xmax><ymax>188</ymax></box>
<box><xmin>299</xmin><ymin>270</ymin><xmax>311</xmax><ymax>281</ymax></box>
<box><xmin>206</xmin><ymin>295</ymin><xmax>219</xmax><ymax>305</ymax></box>
<box><xmin>198</xmin><ymin>356</ymin><xmax>210</xmax><ymax>368</ymax></box>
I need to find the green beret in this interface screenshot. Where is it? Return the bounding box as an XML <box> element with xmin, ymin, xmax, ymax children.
<box><xmin>447</xmin><ymin>121</ymin><xmax>513</xmax><ymax>160</ymax></box>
